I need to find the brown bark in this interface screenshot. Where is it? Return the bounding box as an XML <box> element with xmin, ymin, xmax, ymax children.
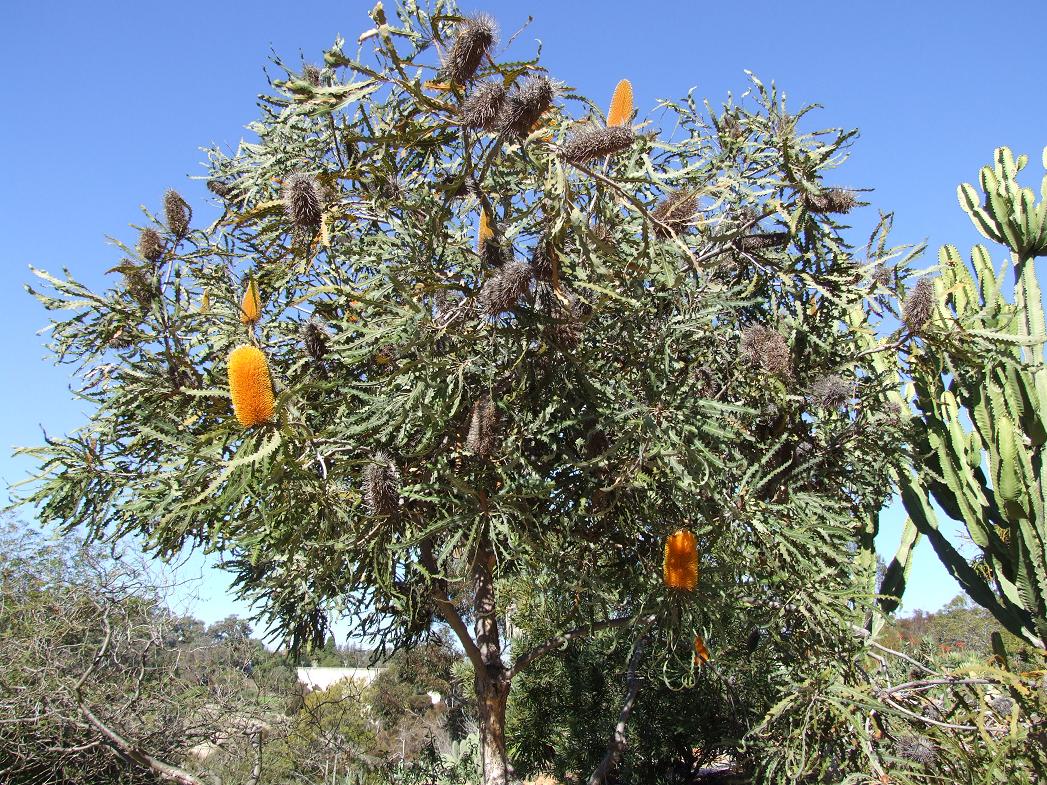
<box><xmin>474</xmin><ymin>538</ymin><xmax>511</xmax><ymax>785</ymax></box>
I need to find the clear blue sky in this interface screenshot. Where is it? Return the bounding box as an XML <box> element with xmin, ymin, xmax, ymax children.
<box><xmin>3</xmin><ymin>1</ymin><xmax>1044</xmax><ymax>634</ymax></box>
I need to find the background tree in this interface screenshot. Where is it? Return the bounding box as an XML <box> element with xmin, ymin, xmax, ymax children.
<box><xmin>0</xmin><ymin>517</ymin><xmax>296</xmax><ymax>784</ymax></box>
<box><xmin>19</xmin><ymin>1</ymin><xmax>914</xmax><ymax>782</ymax></box>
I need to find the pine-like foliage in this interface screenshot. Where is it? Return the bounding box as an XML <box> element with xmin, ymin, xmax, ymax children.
<box><xmin>20</xmin><ymin>5</ymin><xmax>914</xmax><ymax>783</ymax></box>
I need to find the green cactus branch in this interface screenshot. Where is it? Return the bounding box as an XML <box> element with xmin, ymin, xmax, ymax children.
<box><xmin>900</xmin><ymin>146</ymin><xmax>1047</xmax><ymax>650</ymax></box>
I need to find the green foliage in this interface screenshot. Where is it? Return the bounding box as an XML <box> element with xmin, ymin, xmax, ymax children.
<box><xmin>900</xmin><ymin>146</ymin><xmax>1047</xmax><ymax>649</ymax></box>
<box><xmin>507</xmin><ymin>623</ymin><xmax>765</xmax><ymax>783</ymax></box>
<box><xmin>0</xmin><ymin>517</ymin><xmax>297</xmax><ymax>784</ymax></box>
<box><xmin>884</xmin><ymin>595</ymin><xmax>1039</xmax><ymax>666</ymax></box>
<box><xmin>747</xmin><ymin>643</ymin><xmax>1047</xmax><ymax>784</ymax></box>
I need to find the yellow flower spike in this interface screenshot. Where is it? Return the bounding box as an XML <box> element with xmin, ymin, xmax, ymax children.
<box><xmin>478</xmin><ymin>210</ymin><xmax>494</xmax><ymax>252</ymax></box>
<box><xmin>693</xmin><ymin>635</ymin><xmax>710</xmax><ymax>665</ymax></box>
<box><xmin>607</xmin><ymin>79</ymin><xmax>633</xmax><ymax>127</ymax></box>
<box><xmin>227</xmin><ymin>345</ymin><xmax>275</xmax><ymax>427</ymax></box>
<box><xmin>663</xmin><ymin>529</ymin><xmax>699</xmax><ymax>591</ymax></box>
<box><xmin>240</xmin><ymin>279</ymin><xmax>262</xmax><ymax>325</ymax></box>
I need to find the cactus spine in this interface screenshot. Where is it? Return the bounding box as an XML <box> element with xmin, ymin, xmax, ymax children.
<box><xmin>902</xmin><ymin>147</ymin><xmax>1047</xmax><ymax>649</ymax></box>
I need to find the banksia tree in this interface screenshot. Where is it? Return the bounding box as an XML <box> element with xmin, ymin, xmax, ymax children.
<box><xmin>363</xmin><ymin>450</ymin><xmax>401</xmax><ymax>517</ymax></box>
<box><xmin>301</xmin><ymin>316</ymin><xmax>329</xmax><ymax>361</ymax></box>
<box><xmin>651</xmin><ymin>189</ymin><xmax>697</xmax><ymax>237</ymax></box>
<box><xmin>477</xmin><ymin>260</ymin><xmax>533</xmax><ymax>315</ymax></box>
<box><xmin>19</xmin><ymin>4</ymin><xmax>911</xmax><ymax>783</ymax></box>
<box><xmin>498</xmin><ymin>74</ymin><xmax>554</xmax><ymax>137</ymax></box>
<box><xmin>692</xmin><ymin>634</ymin><xmax>710</xmax><ymax>665</ymax></box>
<box><xmin>802</xmin><ymin>187</ymin><xmax>858</xmax><ymax>214</ymax></box>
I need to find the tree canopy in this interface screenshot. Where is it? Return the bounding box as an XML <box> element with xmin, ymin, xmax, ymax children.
<box><xmin>17</xmin><ymin>1</ymin><xmax>985</xmax><ymax>782</ymax></box>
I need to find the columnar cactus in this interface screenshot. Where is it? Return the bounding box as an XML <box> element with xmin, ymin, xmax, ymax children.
<box><xmin>902</xmin><ymin>146</ymin><xmax>1047</xmax><ymax>649</ymax></box>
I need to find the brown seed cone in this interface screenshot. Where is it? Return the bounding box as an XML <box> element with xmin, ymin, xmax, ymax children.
<box><xmin>443</xmin><ymin>14</ymin><xmax>497</xmax><ymax>85</ymax></box>
<box><xmin>459</xmin><ymin>81</ymin><xmax>507</xmax><ymax>131</ymax></box>
<box><xmin>477</xmin><ymin>261</ymin><xmax>533</xmax><ymax>315</ymax></box>
<box><xmin>803</xmin><ymin>188</ymin><xmax>858</xmax><ymax>214</ymax></box>
<box><xmin>737</xmin><ymin>232</ymin><xmax>790</xmax><ymax>252</ymax></box>
<box><xmin>530</xmin><ymin>238</ymin><xmax>555</xmax><ymax>280</ymax></box>
<box><xmin>871</xmin><ymin>263</ymin><xmax>892</xmax><ymax>287</ymax></box>
<box><xmin>137</xmin><ymin>228</ymin><xmax>164</xmax><ymax>263</ymax></box>
<box><xmin>302</xmin><ymin>64</ymin><xmax>323</xmax><ymax>86</ymax></box>
<box><xmin>466</xmin><ymin>394</ymin><xmax>499</xmax><ymax>456</ymax></box>
<box><xmin>903</xmin><ymin>277</ymin><xmax>935</xmax><ymax>333</ymax></box>
<box><xmin>740</xmin><ymin>325</ymin><xmax>792</xmax><ymax>380</ymax></box>
<box><xmin>651</xmin><ymin>190</ymin><xmax>698</xmax><ymax>237</ymax></box>
<box><xmin>163</xmin><ymin>190</ymin><xmax>191</xmax><ymax>238</ymax></box>
<box><xmin>537</xmin><ymin>282</ymin><xmax>584</xmax><ymax>348</ymax></box>
<box><xmin>808</xmin><ymin>375</ymin><xmax>852</xmax><ymax>410</ymax></box>
<box><xmin>207</xmin><ymin>178</ymin><xmax>243</xmax><ymax>205</ymax></box>
<box><xmin>363</xmin><ymin>451</ymin><xmax>401</xmax><ymax>517</ymax></box>
<box><xmin>896</xmin><ymin>735</ymin><xmax>936</xmax><ymax>765</ymax></box>
<box><xmin>123</xmin><ymin>267</ymin><xmax>156</xmax><ymax>309</ymax></box>
<box><xmin>301</xmin><ymin>317</ymin><xmax>329</xmax><ymax>361</ymax></box>
<box><xmin>498</xmin><ymin>76</ymin><xmax>555</xmax><ymax>137</ymax></box>
<box><xmin>480</xmin><ymin>238</ymin><xmax>507</xmax><ymax>268</ymax></box>
<box><xmin>560</xmin><ymin>125</ymin><xmax>635</xmax><ymax>164</ymax></box>
<box><xmin>282</xmin><ymin>172</ymin><xmax>323</xmax><ymax>231</ymax></box>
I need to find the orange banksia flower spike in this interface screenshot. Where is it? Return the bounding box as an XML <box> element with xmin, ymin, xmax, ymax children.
<box><xmin>607</xmin><ymin>79</ymin><xmax>633</xmax><ymax>127</ymax></box>
<box><xmin>663</xmin><ymin>529</ymin><xmax>699</xmax><ymax>591</ymax></box>
<box><xmin>478</xmin><ymin>210</ymin><xmax>494</xmax><ymax>252</ymax></box>
<box><xmin>693</xmin><ymin>635</ymin><xmax>710</xmax><ymax>665</ymax></box>
<box><xmin>227</xmin><ymin>345</ymin><xmax>275</xmax><ymax>427</ymax></box>
<box><xmin>240</xmin><ymin>279</ymin><xmax>262</xmax><ymax>325</ymax></box>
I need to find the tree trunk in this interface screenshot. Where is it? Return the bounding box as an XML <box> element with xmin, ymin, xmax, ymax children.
<box><xmin>477</xmin><ymin>673</ymin><xmax>511</xmax><ymax>785</ymax></box>
<box><xmin>474</xmin><ymin>538</ymin><xmax>512</xmax><ymax>785</ymax></box>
